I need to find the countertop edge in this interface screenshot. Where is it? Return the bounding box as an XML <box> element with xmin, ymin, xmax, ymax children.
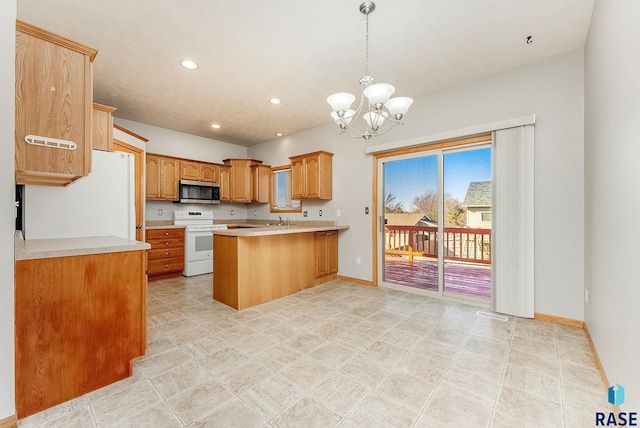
<box><xmin>15</xmin><ymin>231</ymin><xmax>151</xmax><ymax>261</ymax></box>
<box><xmin>212</xmin><ymin>225</ymin><xmax>350</xmax><ymax>237</ymax></box>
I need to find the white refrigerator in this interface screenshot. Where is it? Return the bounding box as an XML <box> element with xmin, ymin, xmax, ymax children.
<box><xmin>24</xmin><ymin>150</ymin><xmax>136</xmax><ymax>240</ymax></box>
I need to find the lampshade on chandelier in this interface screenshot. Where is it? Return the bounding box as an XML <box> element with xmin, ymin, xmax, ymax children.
<box><xmin>327</xmin><ymin>1</ymin><xmax>413</xmax><ymax>142</ymax></box>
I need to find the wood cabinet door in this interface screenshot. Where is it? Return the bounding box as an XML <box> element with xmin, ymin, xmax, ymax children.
<box><xmin>327</xmin><ymin>231</ymin><xmax>339</xmax><ymax>274</ymax></box>
<box><xmin>251</xmin><ymin>165</ymin><xmax>270</xmax><ymax>203</ymax></box>
<box><xmin>219</xmin><ymin>166</ymin><xmax>231</xmax><ymax>201</ymax></box>
<box><xmin>315</xmin><ymin>231</ymin><xmax>328</xmax><ymax>278</ymax></box>
<box><xmin>145</xmin><ymin>155</ymin><xmax>161</xmax><ymax>199</ymax></box>
<box><xmin>160</xmin><ymin>158</ymin><xmax>180</xmax><ymax>200</ymax></box>
<box><xmin>231</xmin><ymin>160</ymin><xmax>251</xmax><ymax>202</ymax></box>
<box><xmin>180</xmin><ymin>160</ymin><xmax>200</xmax><ymax>181</ymax></box>
<box><xmin>290</xmin><ymin>158</ymin><xmax>305</xmax><ymax>199</ymax></box>
<box><xmin>304</xmin><ymin>156</ymin><xmax>321</xmax><ymax>199</ymax></box>
<box><xmin>200</xmin><ymin>163</ymin><xmax>219</xmax><ymax>183</ymax></box>
<box><xmin>15</xmin><ymin>26</ymin><xmax>94</xmax><ymax>184</ymax></box>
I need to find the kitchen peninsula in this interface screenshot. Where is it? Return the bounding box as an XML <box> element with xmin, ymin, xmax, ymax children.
<box><xmin>213</xmin><ymin>224</ymin><xmax>349</xmax><ymax>310</ymax></box>
<box><xmin>14</xmin><ymin>233</ymin><xmax>150</xmax><ymax>418</ymax></box>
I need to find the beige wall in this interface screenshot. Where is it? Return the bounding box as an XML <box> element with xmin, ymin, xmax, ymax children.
<box><xmin>250</xmin><ymin>48</ymin><xmax>585</xmax><ymax>321</ymax></box>
<box><xmin>584</xmin><ymin>0</ymin><xmax>640</xmax><ymax>410</ymax></box>
<box><xmin>0</xmin><ymin>0</ymin><xmax>16</xmax><ymax>420</ymax></box>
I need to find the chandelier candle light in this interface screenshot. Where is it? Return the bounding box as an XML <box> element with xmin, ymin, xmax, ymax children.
<box><xmin>327</xmin><ymin>1</ymin><xmax>413</xmax><ymax>141</ymax></box>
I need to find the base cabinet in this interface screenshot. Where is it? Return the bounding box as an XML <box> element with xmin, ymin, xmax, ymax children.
<box><xmin>15</xmin><ymin>250</ymin><xmax>147</xmax><ymax>418</ymax></box>
<box><xmin>315</xmin><ymin>230</ymin><xmax>338</xmax><ymax>278</ymax></box>
<box><xmin>146</xmin><ymin>228</ymin><xmax>185</xmax><ymax>280</ymax></box>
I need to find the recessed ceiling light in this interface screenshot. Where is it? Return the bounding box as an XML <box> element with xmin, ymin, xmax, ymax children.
<box><xmin>275</xmin><ymin>132</ymin><xmax>284</xmax><ymax>137</ymax></box>
<box><xmin>269</xmin><ymin>98</ymin><xmax>282</xmax><ymax>105</ymax></box>
<box><xmin>211</xmin><ymin>124</ymin><xmax>221</xmax><ymax>129</ymax></box>
<box><xmin>180</xmin><ymin>59</ymin><xmax>199</xmax><ymax>70</ymax></box>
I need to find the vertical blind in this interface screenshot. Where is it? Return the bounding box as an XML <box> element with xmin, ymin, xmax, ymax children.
<box><xmin>492</xmin><ymin>125</ymin><xmax>535</xmax><ymax>317</ymax></box>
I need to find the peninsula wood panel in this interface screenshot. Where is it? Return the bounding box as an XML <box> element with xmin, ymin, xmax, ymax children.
<box><xmin>213</xmin><ymin>233</ymin><xmax>316</xmax><ymax>310</ymax></box>
<box><xmin>15</xmin><ymin>250</ymin><xmax>146</xmax><ymax>418</ymax></box>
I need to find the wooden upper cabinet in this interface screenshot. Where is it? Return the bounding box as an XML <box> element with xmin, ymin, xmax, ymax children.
<box><xmin>146</xmin><ymin>154</ymin><xmax>179</xmax><ymax>200</ymax></box>
<box><xmin>223</xmin><ymin>158</ymin><xmax>268</xmax><ymax>203</ymax></box>
<box><xmin>251</xmin><ymin>164</ymin><xmax>271</xmax><ymax>203</ymax></box>
<box><xmin>289</xmin><ymin>151</ymin><xmax>333</xmax><ymax>200</ymax></box>
<box><xmin>200</xmin><ymin>163</ymin><xmax>219</xmax><ymax>183</ymax></box>
<box><xmin>180</xmin><ymin>160</ymin><xmax>200</xmax><ymax>181</ymax></box>
<box><xmin>15</xmin><ymin>21</ymin><xmax>98</xmax><ymax>186</ymax></box>
<box><xmin>229</xmin><ymin>159</ymin><xmax>252</xmax><ymax>203</ymax></box>
<box><xmin>181</xmin><ymin>160</ymin><xmax>219</xmax><ymax>183</ymax></box>
<box><xmin>92</xmin><ymin>103</ymin><xmax>117</xmax><ymax>152</ymax></box>
<box><xmin>219</xmin><ymin>165</ymin><xmax>231</xmax><ymax>202</ymax></box>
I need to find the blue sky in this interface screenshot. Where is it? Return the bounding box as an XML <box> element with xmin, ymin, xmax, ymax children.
<box><xmin>383</xmin><ymin>148</ymin><xmax>491</xmax><ymax>210</ymax></box>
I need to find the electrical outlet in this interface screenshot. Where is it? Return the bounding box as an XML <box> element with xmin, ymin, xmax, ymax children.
<box><xmin>337</xmin><ymin>209</ymin><xmax>341</xmax><ymax>217</ymax></box>
<box><xmin>230</xmin><ymin>209</ymin><xmax>234</xmax><ymax>216</ymax></box>
<box><xmin>254</xmin><ymin>210</ymin><xmax>257</xmax><ymax>216</ymax></box>
<box><xmin>356</xmin><ymin>256</ymin><xmax>361</xmax><ymax>265</ymax></box>
<box><xmin>158</xmin><ymin>209</ymin><xmax>163</xmax><ymax>216</ymax></box>
<box><xmin>585</xmin><ymin>289</ymin><xmax>589</xmax><ymax>304</ymax></box>
<box><xmin>303</xmin><ymin>211</ymin><xmax>308</xmax><ymax>217</ymax></box>
<box><xmin>319</xmin><ymin>210</ymin><xmax>323</xmax><ymax>216</ymax></box>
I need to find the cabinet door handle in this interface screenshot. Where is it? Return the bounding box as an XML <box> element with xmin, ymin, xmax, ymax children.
<box><xmin>165</xmin><ymin>264</ymin><xmax>169</xmax><ymax>268</ymax></box>
<box><xmin>165</xmin><ymin>242</ymin><xmax>169</xmax><ymax>246</ymax></box>
<box><xmin>165</xmin><ymin>232</ymin><xmax>169</xmax><ymax>236</ymax></box>
<box><xmin>165</xmin><ymin>252</ymin><xmax>169</xmax><ymax>256</ymax></box>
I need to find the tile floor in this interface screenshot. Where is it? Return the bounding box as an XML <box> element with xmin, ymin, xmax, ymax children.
<box><xmin>19</xmin><ymin>275</ymin><xmax>611</xmax><ymax>427</ymax></box>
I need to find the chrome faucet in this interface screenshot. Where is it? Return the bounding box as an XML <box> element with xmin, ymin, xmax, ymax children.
<box><xmin>278</xmin><ymin>216</ymin><xmax>283</xmax><ymax>226</ymax></box>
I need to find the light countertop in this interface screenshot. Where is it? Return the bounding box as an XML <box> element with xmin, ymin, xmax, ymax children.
<box><xmin>213</xmin><ymin>225</ymin><xmax>349</xmax><ymax>237</ymax></box>
<box><xmin>15</xmin><ymin>231</ymin><xmax>151</xmax><ymax>261</ymax></box>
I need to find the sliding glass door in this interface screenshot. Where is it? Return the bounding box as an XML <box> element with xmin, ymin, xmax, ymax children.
<box><xmin>379</xmin><ymin>144</ymin><xmax>492</xmax><ymax>303</ymax></box>
<box><xmin>382</xmin><ymin>154</ymin><xmax>440</xmax><ymax>292</ymax></box>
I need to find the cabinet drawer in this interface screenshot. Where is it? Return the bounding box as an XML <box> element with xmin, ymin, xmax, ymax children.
<box><xmin>147</xmin><ymin>238</ymin><xmax>184</xmax><ymax>250</ymax></box>
<box><xmin>147</xmin><ymin>247</ymin><xmax>184</xmax><ymax>261</ymax></box>
<box><xmin>146</xmin><ymin>228</ymin><xmax>184</xmax><ymax>240</ymax></box>
<box><xmin>148</xmin><ymin>257</ymin><xmax>184</xmax><ymax>275</ymax></box>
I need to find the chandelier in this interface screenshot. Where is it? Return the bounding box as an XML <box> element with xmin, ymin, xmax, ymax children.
<box><xmin>327</xmin><ymin>1</ymin><xmax>413</xmax><ymax>142</ymax></box>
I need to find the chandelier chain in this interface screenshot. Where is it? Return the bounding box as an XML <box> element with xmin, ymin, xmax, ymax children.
<box><xmin>365</xmin><ymin>11</ymin><xmax>369</xmax><ymax>77</ymax></box>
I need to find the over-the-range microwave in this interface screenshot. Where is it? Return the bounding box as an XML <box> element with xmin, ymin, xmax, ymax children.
<box><xmin>176</xmin><ymin>180</ymin><xmax>220</xmax><ymax>204</ymax></box>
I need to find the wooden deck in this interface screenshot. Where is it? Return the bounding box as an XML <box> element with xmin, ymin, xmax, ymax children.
<box><xmin>384</xmin><ymin>257</ymin><xmax>491</xmax><ymax>300</ymax></box>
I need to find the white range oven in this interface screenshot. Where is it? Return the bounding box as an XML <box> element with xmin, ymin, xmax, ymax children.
<box><xmin>173</xmin><ymin>211</ymin><xmax>227</xmax><ymax>277</ymax></box>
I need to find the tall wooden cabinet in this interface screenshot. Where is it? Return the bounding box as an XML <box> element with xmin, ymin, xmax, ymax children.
<box><xmin>15</xmin><ymin>21</ymin><xmax>98</xmax><ymax>186</ymax></box>
<box><xmin>289</xmin><ymin>151</ymin><xmax>333</xmax><ymax>200</ymax></box>
<box><xmin>146</xmin><ymin>154</ymin><xmax>179</xmax><ymax>200</ymax></box>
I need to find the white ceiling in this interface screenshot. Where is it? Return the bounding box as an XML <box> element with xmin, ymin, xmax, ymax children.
<box><xmin>17</xmin><ymin>0</ymin><xmax>594</xmax><ymax>147</ymax></box>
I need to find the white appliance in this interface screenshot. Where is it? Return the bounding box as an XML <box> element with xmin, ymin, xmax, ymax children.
<box><xmin>24</xmin><ymin>150</ymin><xmax>136</xmax><ymax>240</ymax></box>
<box><xmin>173</xmin><ymin>211</ymin><xmax>227</xmax><ymax>277</ymax></box>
